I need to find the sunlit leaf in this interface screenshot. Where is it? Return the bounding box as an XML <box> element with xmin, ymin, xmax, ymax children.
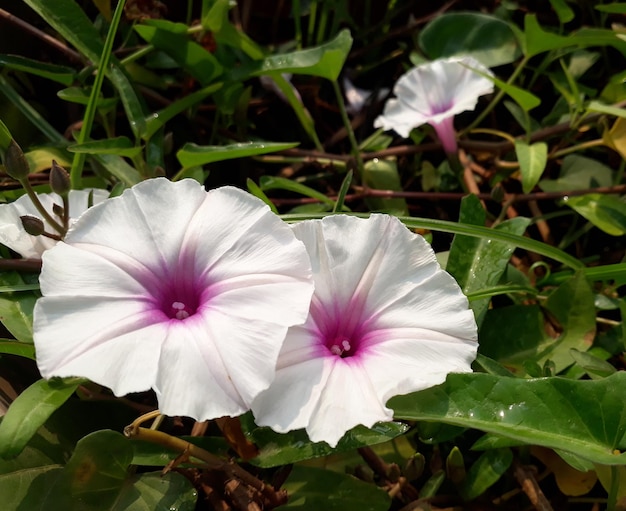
<box><xmin>420</xmin><ymin>13</ymin><xmax>521</xmax><ymax>67</ymax></box>
<box><xmin>68</xmin><ymin>137</ymin><xmax>142</xmax><ymax>157</ymax></box>
<box><xmin>0</xmin><ymin>272</ymin><xmax>37</xmax><ymax>344</ymax></box>
<box><xmin>391</xmin><ymin>371</ymin><xmax>626</xmax><ymax>465</ymax></box>
<box><xmin>0</xmin><ymin>378</ymin><xmax>83</xmax><ymax>459</ymax></box>
<box><xmin>177</xmin><ymin>142</ymin><xmax>299</xmax><ymax>169</ymax></box>
<box><xmin>548</xmin><ymin>0</ymin><xmax>575</xmax><ymax>23</ymax></box>
<box><xmin>0</xmin><ymin>341</ymin><xmax>36</xmax><ymax>360</ymax></box>
<box><xmin>515</xmin><ymin>140</ymin><xmax>548</xmax><ymax>193</ymax></box>
<box><xmin>234</xmin><ymin>29</ymin><xmax>353</xmax><ymax>81</ymax></box>
<box><xmin>562</xmin><ymin>194</ymin><xmax>626</xmax><ymax>235</ymax></box>
<box><xmin>362</xmin><ymin>159</ymin><xmax>408</xmax><ymax>214</ymax></box>
<box><xmin>446</xmin><ymin>195</ymin><xmax>530</xmax><ymax>326</ymax></box>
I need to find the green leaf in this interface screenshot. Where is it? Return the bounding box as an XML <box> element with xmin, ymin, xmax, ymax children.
<box><xmin>419</xmin><ymin>13</ymin><xmax>521</xmax><ymax>67</ymax></box>
<box><xmin>142</xmin><ymin>83</ymin><xmax>223</xmax><ymax>141</ymax></box>
<box><xmin>135</xmin><ymin>20</ymin><xmax>223</xmax><ymax>85</ymax></box>
<box><xmin>515</xmin><ymin>141</ymin><xmax>548</xmax><ymax>193</ymax></box>
<box><xmin>260</xmin><ymin>176</ymin><xmax>335</xmax><ymax>206</ymax></box>
<box><xmin>479</xmin><ymin>304</ymin><xmax>551</xmax><ymax>373</ymax></box>
<box><xmin>177</xmin><ymin>141</ymin><xmax>299</xmax><ymax>170</ymax></box>
<box><xmin>22</xmin><ymin>0</ymin><xmax>147</xmax><ymax>138</ymax></box>
<box><xmin>362</xmin><ymin>159</ymin><xmax>408</xmax><ymax>214</ymax></box>
<box><xmin>111</xmin><ymin>472</ymin><xmax>197</xmax><ymax>511</ymax></box>
<box><xmin>0</xmin><ymin>340</ymin><xmax>36</xmax><ymax>360</ymax></box>
<box><xmin>0</xmin><ymin>55</ymin><xmax>74</xmax><ymax>85</ymax></box>
<box><xmin>0</xmin><ymin>271</ymin><xmax>37</xmax><ymax>344</ymax></box>
<box><xmin>562</xmin><ymin>194</ymin><xmax>626</xmax><ymax>236</ymax></box>
<box><xmin>68</xmin><ymin>137</ymin><xmax>142</xmax><ymax>157</ymax></box>
<box><xmin>548</xmin><ymin>0</ymin><xmax>575</xmax><ymax>23</ymax></box>
<box><xmin>446</xmin><ymin>195</ymin><xmax>530</xmax><ymax>326</ymax></box>
<box><xmin>569</xmin><ymin>348</ymin><xmax>616</xmax><ymax>378</ymax></box>
<box><xmin>539</xmin><ymin>154</ymin><xmax>613</xmax><ymax>192</ymax></box>
<box><xmin>235</xmin><ymin>29</ymin><xmax>353</xmax><ymax>81</ymax></box>
<box><xmin>596</xmin><ymin>3</ymin><xmax>626</xmax><ymax>13</ymax></box>
<box><xmin>460</xmin><ymin>448</ymin><xmax>513</xmax><ymax>500</ymax></box>
<box><xmin>282</xmin><ymin>465</ymin><xmax>390</xmax><ymax>511</ymax></box>
<box><xmin>490</xmin><ymin>73</ymin><xmax>542</xmax><ymax>111</ymax></box>
<box><xmin>57</xmin><ymin>87</ymin><xmax>117</xmax><ymax>110</ymax></box>
<box><xmin>249</xmin><ymin>422</ymin><xmax>409</xmax><ymax>468</ymax></box>
<box><xmin>246</xmin><ymin>178</ymin><xmax>278</xmax><ymax>214</ymax></box>
<box><xmin>390</xmin><ymin>372</ymin><xmax>626</xmax><ymax>466</ymax></box>
<box><xmin>0</xmin><ymin>119</ymin><xmax>12</xmax><ymax>152</ymax></box>
<box><xmin>92</xmin><ymin>153</ymin><xmax>143</xmax><ymax>186</ymax></box>
<box><xmin>0</xmin><ymin>378</ymin><xmax>82</xmax><ymax>459</ymax></box>
<box><xmin>588</xmin><ymin>100</ymin><xmax>626</xmax><ymax>118</ymax></box>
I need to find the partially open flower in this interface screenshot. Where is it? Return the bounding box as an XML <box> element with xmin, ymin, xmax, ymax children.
<box><xmin>0</xmin><ymin>189</ymin><xmax>109</xmax><ymax>258</ymax></box>
<box><xmin>374</xmin><ymin>56</ymin><xmax>494</xmax><ymax>154</ymax></box>
<box><xmin>34</xmin><ymin>178</ymin><xmax>314</xmax><ymax>420</ymax></box>
<box><xmin>251</xmin><ymin>214</ymin><xmax>478</xmax><ymax>447</ymax></box>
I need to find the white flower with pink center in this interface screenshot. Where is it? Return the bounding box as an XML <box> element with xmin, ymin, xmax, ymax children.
<box><xmin>0</xmin><ymin>189</ymin><xmax>109</xmax><ymax>258</ymax></box>
<box><xmin>33</xmin><ymin>178</ymin><xmax>314</xmax><ymax>420</ymax></box>
<box><xmin>251</xmin><ymin>214</ymin><xmax>478</xmax><ymax>447</ymax></box>
<box><xmin>374</xmin><ymin>56</ymin><xmax>494</xmax><ymax>154</ymax></box>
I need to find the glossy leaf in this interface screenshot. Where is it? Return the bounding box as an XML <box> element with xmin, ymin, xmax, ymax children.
<box><xmin>420</xmin><ymin>13</ymin><xmax>521</xmax><ymax>67</ymax></box>
<box><xmin>111</xmin><ymin>472</ymin><xmax>197</xmax><ymax>511</ymax></box>
<box><xmin>0</xmin><ymin>340</ymin><xmax>36</xmax><ymax>360</ymax></box>
<box><xmin>460</xmin><ymin>448</ymin><xmax>513</xmax><ymax>500</ymax></box>
<box><xmin>135</xmin><ymin>20</ymin><xmax>223</xmax><ymax>85</ymax></box>
<box><xmin>0</xmin><ymin>271</ymin><xmax>37</xmax><ymax>344</ymax></box>
<box><xmin>68</xmin><ymin>137</ymin><xmax>142</xmax><ymax>157</ymax></box>
<box><xmin>260</xmin><ymin>176</ymin><xmax>335</xmax><ymax>206</ymax></box>
<box><xmin>249</xmin><ymin>422</ymin><xmax>409</xmax><ymax>468</ymax></box>
<box><xmin>177</xmin><ymin>141</ymin><xmax>299</xmax><ymax>170</ymax></box>
<box><xmin>391</xmin><ymin>372</ymin><xmax>626</xmax><ymax>465</ymax></box>
<box><xmin>515</xmin><ymin>140</ymin><xmax>548</xmax><ymax>193</ymax></box>
<box><xmin>0</xmin><ymin>55</ymin><xmax>74</xmax><ymax>85</ymax></box>
<box><xmin>0</xmin><ymin>378</ymin><xmax>83</xmax><ymax>459</ymax></box>
<box><xmin>562</xmin><ymin>194</ymin><xmax>626</xmax><ymax>236</ymax></box>
<box><xmin>282</xmin><ymin>465</ymin><xmax>390</xmax><ymax>511</ymax></box>
<box><xmin>446</xmin><ymin>195</ymin><xmax>530</xmax><ymax>326</ymax></box>
<box><xmin>235</xmin><ymin>29</ymin><xmax>352</xmax><ymax>81</ymax></box>
<box><xmin>362</xmin><ymin>159</ymin><xmax>408</xmax><ymax>214</ymax></box>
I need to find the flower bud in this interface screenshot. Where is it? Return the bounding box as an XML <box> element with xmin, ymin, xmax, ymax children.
<box><xmin>20</xmin><ymin>215</ymin><xmax>45</xmax><ymax>236</ymax></box>
<box><xmin>50</xmin><ymin>160</ymin><xmax>71</xmax><ymax>196</ymax></box>
<box><xmin>445</xmin><ymin>446</ymin><xmax>466</xmax><ymax>484</ymax></box>
<box><xmin>52</xmin><ymin>203</ymin><xmax>65</xmax><ymax>219</ymax></box>
<box><xmin>4</xmin><ymin>140</ymin><xmax>30</xmax><ymax>180</ymax></box>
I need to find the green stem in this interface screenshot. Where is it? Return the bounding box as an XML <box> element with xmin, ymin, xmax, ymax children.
<box><xmin>463</xmin><ymin>56</ymin><xmax>531</xmax><ymax>135</ymax></box>
<box><xmin>551</xmin><ymin>139</ymin><xmax>604</xmax><ymax>158</ymax></box>
<box><xmin>20</xmin><ymin>179</ymin><xmax>66</xmax><ymax>236</ymax></box>
<box><xmin>331</xmin><ymin>79</ymin><xmax>365</xmax><ymax>178</ymax></box>
<box><xmin>292</xmin><ymin>0</ymin><xmax>302</xmax><ymax>49</ymax></box>
<box><xmin>119</xmin><ymin>44</ymin><xmax>154</xmax><ymax>66</ymax></box>
<box><xmin>70</xmin><ymin>0</ymin><xmax>127</xmax><ymax>189</ymax></box>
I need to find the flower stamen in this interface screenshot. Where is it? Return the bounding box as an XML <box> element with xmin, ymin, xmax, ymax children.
<box><xmin>170</xmin><ymin>301</ymin><xmax>192</xmax><ymax>320</ymax></box>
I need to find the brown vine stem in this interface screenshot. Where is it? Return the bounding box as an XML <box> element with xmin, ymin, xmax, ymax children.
<box><xmin>0</xmin><ymin>9</ymin><xmax>83</xmax><ymax>63</ymax></box>
<box><xmin>124</xmin><ymin>413</ymin><xmax>285</xmax><ymax>508</ymax></box>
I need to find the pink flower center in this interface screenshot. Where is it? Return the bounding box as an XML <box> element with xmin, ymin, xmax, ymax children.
<box><xmin>312</xmin><ymin>300</ymin><xmax>369</xmax><ymax>359</ymax></box>
<box><xmin>154</xmin><ymin>271</ymin><xmax>203</xmax><ymax>321</ymax></box>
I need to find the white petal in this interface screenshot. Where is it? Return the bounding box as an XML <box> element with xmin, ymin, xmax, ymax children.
<box><xmin>66</xmin><ymin>178</ymin><xmax>206</xmax><ymax>271</ymax></box>
<box><xmin>376</xmin><ymin>56</ymin><xmax>494</xmax><ymax>137</ymax></box>
<box><xmin>0</xmin><ymin>189</ymin><xmax>108</xmax><ymax>258</ymax></box>
<box><xmin>254</xmin><ymin>215</ymin><xmax>477</xmax><ymax>446</ymax></box>
<box><xmin>34</xmin><ymin>296</ymin><xmax>162</xmax><ymax>395</ymax></box>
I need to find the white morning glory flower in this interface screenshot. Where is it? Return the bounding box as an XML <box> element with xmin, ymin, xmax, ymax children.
<box><xmin>343</xmin><ymin>76</ymin><xmax>389</xmax><ymax>116</ymax></box>
<box><xmin>34</xmin><ymin>178</ymin><xmax>314</xmax><ymax>420</ymax></box>
<box><xmin>0</xmin><ymin>189</ymin><xmax>109</xmax><ymax>258</ymax></box>
<box><xmin>374</xmin><ymin>56</ymin><xmax>494</xmax><ymax>153</ymax></box>
<box><xmin>251</xmin><ymin>214</ymin><xmax>478</xmax><ymax>447</ymax></box>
